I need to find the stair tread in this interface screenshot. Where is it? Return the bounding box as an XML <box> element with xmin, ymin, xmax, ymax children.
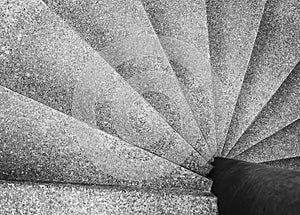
<box><xmin>206</xmin><ymin>0</ymin><xmax>266</xmax><ymax>154</ymax></box>
<box><xmin>0</xmin><ymin>180</ymin><xmax>217</xmax><ymax>215</ymax></box>
<box><xmin>2</xmin><ymin>0</ymin><xmax>300</xmax><ymax>213</ymax></box>
<box><xmin>229</xmin><ymin>61</ymin><xmax>300</xmax><ymax>157</ymax></box>
<box><xmin>141</xmin><ymin>0</ymin><xmax>216</xmax><ymax>153</ymax></box>
<box><xmin>0</xmin><ymin>86</ymin><xmax>212</xmax><ymax>190</ymax></box>
<box><xmin>235</xmin><ymin>119</ymin><xmax>300</xmax><ymax>163</ymax></box>
<box><xmin>0</xmin><ymin>0</ymin><xmax>208</xmax><ymax>173</ymax></box>
<box><xmin>223</xmin><ymin>0</ymin><xmax>300</xmax><ymax>156</ymax></box>
<box><xmin>262</xmin><ymin>157</ymin><xmax>300</xmax><ymax>170</ymax></box>
<box><xmin>43</xmin><ymin>0</ymin><xmax>213</xmax><ymax>159</ymax></box>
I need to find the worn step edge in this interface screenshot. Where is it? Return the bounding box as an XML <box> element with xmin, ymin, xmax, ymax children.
<box><xmin>0</xmin><ymin>180</ymin><xmax>218</xmax><ymax>215</ymax></box>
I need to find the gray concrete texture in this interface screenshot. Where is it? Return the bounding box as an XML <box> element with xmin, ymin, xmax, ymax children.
<box><xmin>0</xmin><ymin>0</ymin><xmax>208</xmax><ymax>173</ymax></box>
<box><xmin>0</xmin><ymin>181</ymin><xmax>218</xmax><ymax>215</ymax></box>
<box><xmin>141</xmin><ymin>0</ymin><xmax>216</xmax><ymax>154</ymax></box>
<box><xmin>0</xmin><ymin>86</ymin><xmax>212</xmax><ymax>190</ymax></box>
<box><xmin>42</xmin><ymin>0</ymin><xmax>214</xmax><ymax>159</ymax></box>
<box><xmin>206</xmin><ymin>0</ymin><xmax>266</xmax><ymax>155</ymax></box>
<box><xmin>228</xmin><ymin>61</ymin><xmax>300</xmax><ymax>157</ymax></box>
<box><xmin>235</xmin><ymin>119</ymin><xmax>300</xmax><ymax>163</ymax></box>
<box><xmin>223</xmin><ymin>0</ymin><xmax>300</xmax><ymax>156</ymax></box>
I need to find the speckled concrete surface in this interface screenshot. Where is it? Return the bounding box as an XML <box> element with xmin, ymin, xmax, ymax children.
<box><xmin>0</xmin><ymin>181</ymin><xmax>218</xmax><ymax>215</ymax></box>
<box><xmin>235</xmin><ymin>119</ymin><xmax>300</xmax><ymax>163</ymax></box>
<box><xmin>141</xmin><ymin>0</ymin><xmax>216</xmax><ymax>154</ymax></box>
<box><xmin>206</xmin><ymin>0</ymin><xmax>266</xmax><ymax>155</ymax></box>
<box><xmin>228</xmin><ymin>62</ymin><xmax>300</xmax><ymax>157</ymax></box>
<box><xmin>0</xmin><ymin>0</ymin><xmax>210</xmax><ymax>171</ymax></box>
<box><xmin>223</xmin><ymin>0</ymin><xmax>300</xmax><ymax>156</ymax></box>
<box><xmin>42</xmin><ymin>0</ymin><xmax>213</xmax><ymax>159</ymax></box>
<box><xmin>262</xmin><ymin>157</ymin><xmax>300</xmax><ymax>171</ymax></box>
<box><xmin>0</xmin><ymin>86</ymin><xmax>212</xmax><ymax>190</ymax></box>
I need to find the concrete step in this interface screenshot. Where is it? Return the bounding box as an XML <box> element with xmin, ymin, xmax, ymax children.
<box><xmin>235</xmin><ymin>119</ymin><xmax>300</xmax><ymax>163</ymax></box>
<box><xmin>206</xmin><ymin>0</ymin><xmax>266</xmax><ymax>154</ymax></box>
<box><xmin>0</xmin><ymin>180</ymin><xmax>217</xmax><ymax>215</ymax></box>
<box><xmin>262</xmin><ymin>157</ymin><xmax>300</xmax><ymax>170</ymax></box>
<box><xmin>141</xmin><ymin>0</ymin><xmax>216</xmax><ymax>154</ymax></box>
<box><xmin>228</xmin><ymin>61</ymin><xmax>300</xmax><ymax>157</ymax></box>
<box><xmin>0</xmin><ymin>86</ymin><xmax>212</xmax><ymax>190</ymax></box>
<box><xmin>223</xmin><ymin>0</ymin><xmax>300</xmax><ymax>156</ymax></box>
<box><xmin>42</xmin><ymin>0</ymin><xmax>213</xmax><ymax>159</ymax></box>
<box><xmin>0</xmin><ymin>0</ymin><xmax>209</xmax><ymax>172</ymax></box>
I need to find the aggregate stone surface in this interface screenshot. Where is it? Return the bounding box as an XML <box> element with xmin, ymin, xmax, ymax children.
<box><xmin>223</xmin><ymin>0</ymin><xmax>300</xmax><ymax>156</ymax></box>
<box><xmin>42</xmin><ymin>0</ymin><xmax>213</xmax><ymax>159</ymax></box>
<box><xmin>0</xmin><ymin>86</ymin><xmax>212</xmax><ymax>190</ymax></box>
<box><xmin>235</xmin><ymin>119</ymin><xmax>300</xmax><ymax>163</ymax></box>
<box><xmin>206</xmin><ymin>0</ymin><xmax>266</xmax><ymax>154</ymax></box>
<box><xmin>0</xmin><ymin>0</ymin><xmax>209</xmax><ymax>172</ymax></box>
<box><xmin>142</xmin><ymin>0</ymin><xmax>216</xmax><ymax>154</ymax></box>
<box><xmin>0</xmin><ymin>180</ymin><xmax>218</xmax><ymax>215</ymax></box>
<box><xmin>229</xmin><ymin>62</ymin><xmax>300</xmax><ymax>157</ymax></box>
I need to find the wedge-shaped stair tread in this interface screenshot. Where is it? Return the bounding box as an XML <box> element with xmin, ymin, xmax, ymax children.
<box><xmin>235</xmin><ymin>119</ymin><xmax>300</xmax><ymax>163</ymax></box>
<box><xmin>42</xmin><ymin>0</ymin><xmax>212</xmax><ymax>158</ymax></box>
<box><xmin>0</xmin><ymin>0</ymin><xmax>208</xmax><ymax>172</ymax></box>
<box><xmin>262</xmin><ymin>157</ymin><xmax>300</xmax><ymax>170</ymax></box>
<box><xmin>228</xmin><ymin>61</ymin><xmax>300</xmax><ymax>157</ymax></box>
<box><xmin>0</xmin><ymin>181</ymin><xmax>218</xmax><ymax>215</ymax></box>
<box><xmin>206</xmin><ymin>0</ymin><xmax>266</xmax><ymax>154</ymax></box>
<box><xmin>223</xmin><ymin>0</ymin><xmax>300</xmax><ymax>156</ymax></box>
<box><xmin>141</xmin><ymin>0</ymin><xmax>216</xmax><ymax>153</ymax></box>
<box><xmin>0</xmin><ymin>87</ymin><xmax>212</xmax><ymax>190</ymax></box>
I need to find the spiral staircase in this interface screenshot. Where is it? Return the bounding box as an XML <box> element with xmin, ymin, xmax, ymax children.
<box><xmin>0</xmin><ymin>0</ymin><xmax>300</xmax><ymax>214</ymax></box>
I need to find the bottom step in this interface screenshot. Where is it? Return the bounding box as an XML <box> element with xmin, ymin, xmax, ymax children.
<box><xmin>0</xmin><ymin>180</ymin><xmax>218</xmax><ymax>215</ymax></box>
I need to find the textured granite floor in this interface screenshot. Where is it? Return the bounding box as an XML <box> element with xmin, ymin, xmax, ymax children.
<box><xmin>141</xmin><ymin>0</ymin><xmax>216</xmax><ymax>154</ymax></box>
<box><xmin>2</xmin><ymin>0</ymin><xmax>300</xmax><ymax>214</ymax></box>
<box><xmin>235</xmin><ymin>119</ymin><xmax>300</xmax><ymax>163</ymax></box>
<box><xmin>0</xmin><ymin>180</ymin><xmax>218</xmax><ymax>215</ymax></box>
<box><xmin>228</xmin><ymin>61</ymin><xmax>300</xmax><ymax>157</ymax></box>
<box><xmin>42</xmin><ymin>0</ymin><xmax>213</xmax><ymax>159</ymax></box>
<box><xmin>223</xmin><ymin>0</ymin><xmax>300</xmax><ymax>156</ymax></box>
<box><xmin>0</xmin><ymin>86</ymin><xmax>212</xmax><ymax>189</ymax></box>
<box><xmin>206</xmin><ymin>0</ymin><xmax>266</xmax><ymax>155</ymax></box>
<box><xmin>0</xmin><ymin>0</ymin><xmax>211</xmax><ymax>171</ymax></box>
